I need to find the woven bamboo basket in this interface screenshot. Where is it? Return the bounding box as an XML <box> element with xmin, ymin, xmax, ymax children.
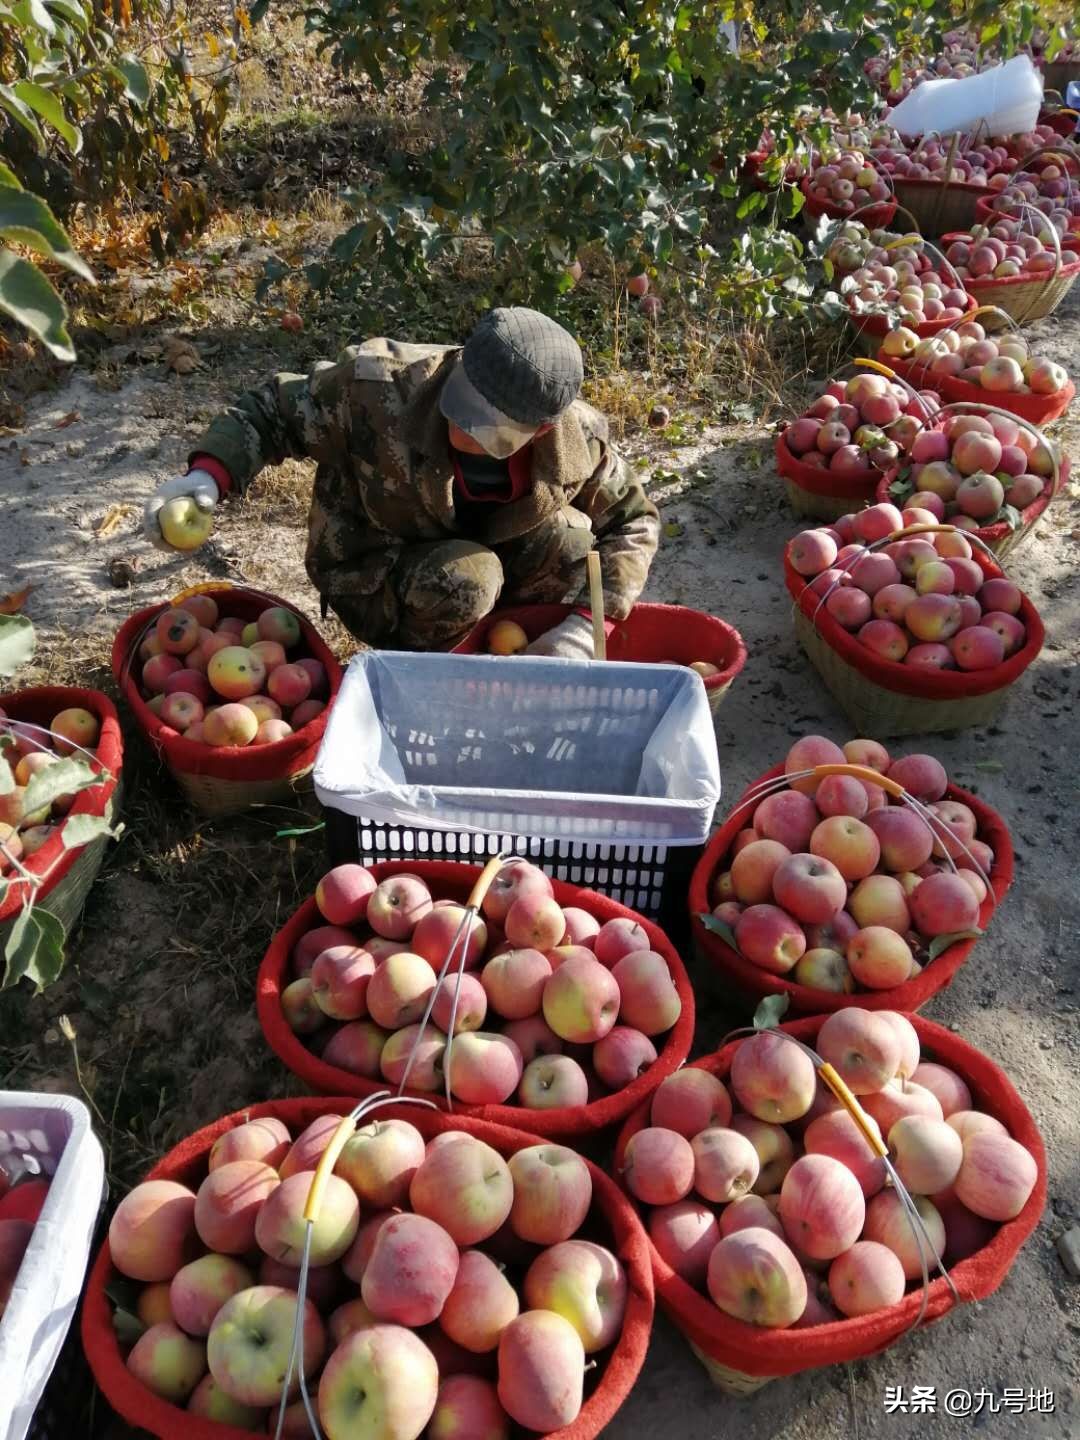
<box><xmin>846</xmin><ymin>217</ymin><xmax>977</xmax><ymax>356</ymax></box>
<box><xmin>0</xmin><ymin>686</ymin><xmax>123</xmax><ymax>949</ymax></box>
<box><xmin>876</xmin><ymin>389</ymin><xmax>1068</xmax><ymax>561</ymax></box>
<box><xmin>111</xmin><ymin>584</ymin><xmax>342</xmax><ymax>818</ymax></box>
<box><xmin>943</xmin><ymin>202</ymin><xmax>1080</xmax><ymax>327</ymax></box>
<box><xmin>782</xmin><ymin>477</ymin><xmax>867</xmax><ymax>521</ymax></box>
<box><xmin>1043</xmin><ymin>61</ymin><xmax>1080</xmax><ymax>96</ymax></box>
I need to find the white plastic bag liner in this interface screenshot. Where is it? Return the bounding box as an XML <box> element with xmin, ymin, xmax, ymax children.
<box><xmin>0</xmin><ymin>1092</ymin><xmax>105</xmax><ymax>1440</ymax></box>
<box><xmin>886</xmin><ymin>55</ymin><xmax>1043</xmax><ymax>139</ymax></box>
<box><xmin>315</xmin><ymin>651</ymin><xmax>721</xmax><ymax>846</ymax></box>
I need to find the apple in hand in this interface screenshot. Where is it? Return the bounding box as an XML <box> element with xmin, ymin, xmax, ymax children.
<box><xmin>159</xmin><ymin>496</ymin><xmax>213</xmax><ymax>551</ymax></box>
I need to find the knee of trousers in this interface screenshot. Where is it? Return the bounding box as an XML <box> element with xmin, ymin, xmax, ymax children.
<box><xmin>398</xmin><ymin>541</ymin><xmax>505</xmax><ymax>628</ymax></box>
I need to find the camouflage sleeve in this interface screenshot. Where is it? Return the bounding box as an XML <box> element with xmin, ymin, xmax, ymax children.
<box><xmin>571</xmin><ymin>438</ymin><xmax>659</xmax><ymax>620</ymax></box>
<box><xmin>188</xmin><ymin>352</ymin><xmax>357</xmax><ymax>493</ymax></box>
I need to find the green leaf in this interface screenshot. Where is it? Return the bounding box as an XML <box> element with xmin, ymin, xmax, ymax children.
<box><xmin>0</xmin><ymin>85</ymin><xmax>45</xmax><ymax>152</ymax></box>
<box><xmin>11</xmin><ymin>81</ymin><xmax>81</xmax><ymax>154</ymax></box>
<box><xmin>698</xmin><ymin>911</ymin><xmax>737</xmax><ymax>949</ymax></box>
<box><xmin>0</xmin><ymin>757</ymin><xmax>13</xmax><ymax>796</ymax></box>
<box><xmin>111</xmin><ymin>1304</ymin><xmax>145</xmax><ymax>1347</ymax></box>
<box><xmin>61</xmin><ymin>813</ymin><xmax>121</xmax><ymax>850</ymax></box>
<box><xmin>999</xmin><ymin>504</ymin><xmax>1022</xmax><ymax>532</ymax></box>
<box><xmin>275</xmin><ymin>820</ymin><xmax>326</xmax><ymax>839</ymax></box>
<box><xmin>112</xmin><ymin>57</ymin><xmax>150</xmax><ymax>108</ymax></box>
<box><xmin>0</xmin><ymin>164</ymin><xmax>23</xmax><ymax>190</ymax></box>
<box><xmin>23</xmin><ymin>757</ymin><xmax>98</xmax><ymax>816</ymax></box>
<box><xmin>973</xmin><ymin>760</ymin><xmax>1004</xmax><ymax>774</ymax></box>
<box><xmin>0</xmin><ymin>189</ymin><xmax>93</xmax><ymax>280</ymax></box>
<box><xmin>22</xmin><ymin>907</ymin><xmax>66</xmax><ymax>991</ymax></box>
<box><xmin>753</xmin><ymin>993</ymin><xmax>791</xmax><ymax>1030</ymax></box>
<box><xmin>0</xmin><ymin>614</ymin><xmax>36</xmax><ymax>676</ymax></box>
<box><xmin>927</xmin><ymin>929</ymin><xmax>982</xmax><ymax>963</ymax></box>
<box><xmin>3</xmin><ymin>905</ymin><xmax>37</xmax><ymax>989</ymax></box>
<box><xmin>45</xmin><ymin>0</ymin><xmax>88</xmax><ymax>29</ymax></box>
<box><xmin>16</xmin><ymin>0</ymin><xmax>55</xmax><ymax>35</ymax></box>
<box><xmin>0</xmin><ymin>249</ymin><xmax>75</xmax><ymax>360</ymax></box>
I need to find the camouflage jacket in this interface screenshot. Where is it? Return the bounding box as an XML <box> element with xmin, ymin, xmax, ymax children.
<box><xmin>191</xmin><ymin>338</ymin><xmax>659</xmax><ymax>621</ymax></box>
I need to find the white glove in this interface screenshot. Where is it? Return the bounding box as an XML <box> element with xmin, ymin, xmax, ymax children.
<box><xmin>524</xmin><ymin>613</ymin><xmax>597</xmax><ymax>661</ymax></box>
<box><xmin>143</xmin><ymin>469</ymin><xmax>220</xmax><ymax>551</ymax></box>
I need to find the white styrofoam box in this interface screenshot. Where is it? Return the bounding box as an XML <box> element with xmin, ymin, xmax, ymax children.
<box><xmin>886</xmin><ymin>55</ymin><xmax>1043</xmax><ymax>139</ymax></box>
<box><xmin>0</xmin><ymin>1093</ymin><xmax>105</xmax><ymax>1440</ymax></box>
<box><xmin>315</xmin><ymin>651</ymin><xmax>721</xmax><ymax>846</ymax></box>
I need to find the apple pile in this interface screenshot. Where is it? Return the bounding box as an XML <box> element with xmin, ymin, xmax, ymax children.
<box><xmin>944</xmin><ymin>222</ymin><xmax>1080</xmax><ymax>281</ymax></box>
<box><xmin>1008</xmin><ymin>119</ymin><xmax>1080</xmax><ymax>158</ymax></box>
<box><xmin>0</xmin><ymin>705</ymin><xmax>104</xmax><ymax>874</ymax></box>
<box><xmin>890</xmin><ymin>321</ymin><xmax>1072</xmax><ymax>402</ymax></box>
<box><xmin>870</xmin><ymin>136</ymin><xmax>1016</xmax><ymax>190</ymax></box>
<box><xmin>781</xmin><ymin>372</ymin><xmax>938</xmax><ymax>477</ymax></box>
<box><xmin>888</xmin><ymin>407</ymin><xmax>1057</xmax><ymax>526</ymax></box>
<box><xmin>280</xmin><ymin>860</ymin><xmax>682</xmax><ymax>1110</ymax></box>
<box><xmin>106</xmin><ymin>1113</ymin><xmax>629</xmax><ymax>1434</ymax></box>
<box><xmin>706</xmin><ymin>733</ymin><xmax>996</xmax><ymax>994</ymax></box>
<box><xmin>843</xmin><ymin>246</ymin><xmax>974</xmax><ymax>328</ymax></box>
<box><xmin>803</xmin><ymin>148</ymin><xmax>891</xmax><ymax>213</ymax></box>
<box><xmin>986</xmin><ymin>163</ymin><xmax>1080</xmax><ymax>231</ymax></box>
<box><xmin>136</xmin><ymin>596</ymin><xmax>329</xmax><ymax>748</ymax></box>
<box><xmin>622</xmin><ymin>1014</ymin><xmax>1038</xmax><ymax>1329</ymax></box>
<box><xmin>790</xmin><ymin>507</ymin><xmax>1032</xmax><ymax>670</ymax></box>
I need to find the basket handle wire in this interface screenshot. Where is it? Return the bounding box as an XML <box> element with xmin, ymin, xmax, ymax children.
<box><xmin>276</xmin><ymin>854</ymin><xmax>510</xmax><ymax>1439</ymax></box>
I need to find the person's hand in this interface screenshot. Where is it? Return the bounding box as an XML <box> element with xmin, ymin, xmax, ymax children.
<box><xmin>524</xmin><ymin>613</ymin><xmax>597</xmax><ymax>661</ymax></box>
<box><xmin>142</xmin><ymin>470</ymin><xmax>220</xmax><ymax>551</ymax></box>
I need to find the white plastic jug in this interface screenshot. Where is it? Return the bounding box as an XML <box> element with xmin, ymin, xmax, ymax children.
<box><xmin>886</xmin><ymin>55</ymin><xmax>1043</xmax><ymax>139</ymax></box>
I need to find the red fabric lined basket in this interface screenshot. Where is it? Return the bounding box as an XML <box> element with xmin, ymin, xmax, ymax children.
<box><xmin>774</xmin><ymin>431</ymin><xmax>880</xmax><ymax>501</ymax></box>
<box><xmin>784</xmin><ymin>546</ymin><xmax>1045</xmax><ymax>701</ymax></box>
<box><xmin>799</xmin><ymin>178</ymin><xmax>897</xmax><ymax>230</ymax></box>
<box><xmin>689</xmin><ymin>761</ymin><xmax>1014</xmax><ymax>1013</ymax></box>
<box><xmin>452</xmin><ymin>602</ymin><xmax>747</xmax><ymax>704</ymax></box>
<box><xmin>82</xmin><ymin>1098</ymin><xmax>655</xmax><ymax>1440</ymax></box>
<box><xmin>873</xmin><ymin>350</ymin><xmax>1076</xmax><ymax>427</ymax></box>
<box><xmin>258</xmin><ymin>861</ymin><xmax>695</xmax><ymax>1140</ymax></box>
<box><xmin>0</xmin><ymin>686</ymin><xmax>122</xmax><ymax>924</ymax></box>
<box><xmin>612</xmin><ymin>1014</ymin><xmax>1046</xmax><ymax>1379</ymax></box>
<box><xmin>941</xmin><ymin>231</ymin><xmax>1080</xmax><ymax>291</ymax></box>
<box><xmin>110</xmin><ymin>586</ymin><xmax>342</xmax><ymax>785</ymax></box>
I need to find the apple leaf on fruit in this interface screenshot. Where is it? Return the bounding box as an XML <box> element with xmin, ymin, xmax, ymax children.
<box><xmin>60</xmin><ymin>814</ymin><xmax>123</xmax><ymax>850</ymax></box>
<box><xmin>0</xmin><ymin>756</ymin><xmax>14</xmax><ymax>796</ymax></box>
<box><xmin>23</xmin><ymin>757</ymin><xmax>98</xmax><ymax>816</ymax></box>
<box><xmin>1000</xmin><ymin>504</ymin><xmax>1022</xmax><ymax>532</ymax></box>
<box><xmin>927</xmin><ymin>929</ymin><xmax>982</xmax><ymax>963</ymax></box>
<box><xmin>19</xmin><ymin>907</ymin><xmax>65</xmax><ymax>991</ymax></box>
<box><xmin>698</xmin><ymin>912</ymin><xmax>737</xmax><ymax>949</ymax></box>
<box><xmin>753</xmin><ymin>994</ymin><xmax>790</xmax><ymax>1030</ymax></box>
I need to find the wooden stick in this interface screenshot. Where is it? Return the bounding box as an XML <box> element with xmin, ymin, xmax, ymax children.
<box><xmin>586</xmin><ymin>551</ymin><xmax>607</xmax><ymax>661</ymax></box>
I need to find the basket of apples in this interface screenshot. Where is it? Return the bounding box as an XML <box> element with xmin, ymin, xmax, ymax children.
<box><xmin>453</xmin><ymin>603</ymin><xmax>747</xmax><ymax>714</ymax></box>
<box><xmin>81</xmin><ymin>1096</ymin><xmax>655</xmax><ymax>1438</ymax></box>
<box><xmin>941</xmin><ymin>214</ymin><xmax>1080</xmax><ymax>324</ymax></box>
<box><xmin>611</xmin><ymin>1012</ymin><xmax>1044</xmax><ymax>1394</ymax></box>
<box><xmin>799</xmin><ymin>149</ymin><xmax>897</xmax><ymax>228</ymax></box>
<box><xmin>784</xmin><ymin>510</ymin><xmax>1046</xmax><ymax>735</ymax></box>
<box><xmin>689</xmin><ymin>735</ymin><xmax>1012</xmax><ymax>1014</ymax></box>
<box><xmin>259</xmin><ymin>858</ymin><xmax>693</xmax><ymax>1142</ymax></box>
<box><xmin>0</xmin><ymin>687</ymin><xmax>122</xmax><ymax>943</ymax></box>
<box><xmin>976</xmin><ymin>147</ymin><xmax>1080</xmax><ymax>234</ymax></box>
<box><xmin>842</xmin><ymin>226</ymin><xmax>977</xmax><ymax>354</ymax></box>
<box><xmin>871</xmin><ymin>134</ymin><xmax>1015</xmax><ymax>236</ymax></box>
<box><xmin>876</xmin><ymin>307</ymin><xmax>1075</xmax><ymax>426</ymax></box>
<box><xmin>775</xmin><ymin>366</ymin><xmax>937</xmax><ymax>521</ymax></box>
<box><xmin>112</xmin><ymin>586</ymin><xmax>341</xmax><ymax>818</ymax></box>
<box><xmin>875</xmin><ymin>401</ymin><xmax>1067</xmax><ymax>558</ymax></box>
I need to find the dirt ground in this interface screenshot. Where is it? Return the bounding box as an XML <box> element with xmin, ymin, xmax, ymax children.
<box><xmin>2</xmin><ymin>279</ymin><xmax>1079</xmax><ymax>1436</ymax></box>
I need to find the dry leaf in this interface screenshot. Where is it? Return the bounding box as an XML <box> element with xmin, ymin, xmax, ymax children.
<box><xmin>96</xmin><ymin>502</ymin><xmax>137</xmax><ymax>539</ymax></box>
<box><xmin>163</xmin><ymin>335</ymin><xmax>201</xmax><ymax>375</ymax></box>
<box><xmin>53</xmin><ymin>411</ymin><xmax>80</xmax><ymax>429</ymax></box>
<box><xmin>0</xmin><ymin>585</ymin><xmax>34</xmax><ymax>615</ymax></box>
